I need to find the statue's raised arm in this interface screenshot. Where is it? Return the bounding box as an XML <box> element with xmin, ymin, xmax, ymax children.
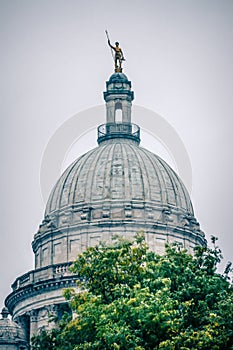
<box><xmin>105</xmin><ymin>30</ymin><xmax>125</xmax><ymax>73</ymax></box>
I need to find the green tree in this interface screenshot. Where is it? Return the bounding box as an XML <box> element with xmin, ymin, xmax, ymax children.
<box><xmin>31</xmin><ymin>234</ymin><xmax>233</xmax><ymax>349</ymax></box>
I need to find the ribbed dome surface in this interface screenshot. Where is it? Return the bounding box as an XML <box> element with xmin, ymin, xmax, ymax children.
<box><xmin>46</xmin><ymin>139</ymin><xmax>193</xmax><ymax>216</ymax></box>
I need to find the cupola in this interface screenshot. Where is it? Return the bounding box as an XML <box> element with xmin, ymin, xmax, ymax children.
<box><xmin>98</xmin><ymin>73</ymin><xmax>140</xmax><ymax>144</ymax></box>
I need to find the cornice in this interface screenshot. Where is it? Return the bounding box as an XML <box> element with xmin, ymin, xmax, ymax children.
<box><xmin>5</xmin><ymin>274</ymin><xmax>77</xmax><ymax>315</ymax></box>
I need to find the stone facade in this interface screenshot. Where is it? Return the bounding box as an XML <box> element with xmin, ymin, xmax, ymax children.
<box><xmin>3</xmin><ymin>72</ymin><xmax>206</xmax><ymax>347</ymax></box>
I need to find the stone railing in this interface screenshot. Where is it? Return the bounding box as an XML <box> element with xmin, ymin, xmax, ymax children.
<box><xmin>11</xmin><ymin>262</ymin><xmax>73</xmax><ymax>291</ymax></box>
<box><xmin>97</xmin><ymin>123</ymin><xmax>140</xmax><ymax>144</ymax></box>
<box><xmin>54</xmin><ymin>263</ymin><xmax>72</xmax><ymax>276</ymax></box>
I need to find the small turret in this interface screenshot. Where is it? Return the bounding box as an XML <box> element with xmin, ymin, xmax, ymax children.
<box><xmin>0</xmin><ymin>307</ymin><xmax>28</xmax><ymax>349</ymax></box>
<box><xmin>98</xmin><ymin>73</ymin><xmax>140</xmax><ymax>144</ymax></box>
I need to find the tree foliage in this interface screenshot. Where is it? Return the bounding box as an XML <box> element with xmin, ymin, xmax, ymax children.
<box><xmin>31</xmin><ymin>234</ymin><xmax>233</xmax><ymax>349</ymax></box>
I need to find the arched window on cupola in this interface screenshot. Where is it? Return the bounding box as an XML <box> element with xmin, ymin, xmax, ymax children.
<box><xmin>115</xmin><ymin>102</ymin><xmax>123</xmax><ymax>122</ymax></box>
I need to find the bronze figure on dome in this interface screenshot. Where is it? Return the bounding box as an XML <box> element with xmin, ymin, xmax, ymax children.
<box><xmin>105</xmin><ymin>30</ymin><xmax>125</xmax><ymax>72</ymax></box>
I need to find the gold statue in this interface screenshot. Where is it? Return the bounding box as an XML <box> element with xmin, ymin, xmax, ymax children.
<box><xmin>105</xmin><ymin>30</ymin><xmax>125</xmax><ymax>72</ymax></box>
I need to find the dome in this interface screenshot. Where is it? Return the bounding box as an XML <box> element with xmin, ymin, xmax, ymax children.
<box><xmin>32</xmin><ymin>72</ymin><xmax>206</xmax><ymax>269</ymax></box>
<box><xmin>46</xmin><ymin>139</ymin><xmax>193</xmax><ymax>216</ymax></box>
<box><xmin>32</xmin><ymin>137</ymin><xmax>205</xmax><ymax>269</ymax></box>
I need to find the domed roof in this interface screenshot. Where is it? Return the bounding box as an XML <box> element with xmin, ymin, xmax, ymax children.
<box><xmin>0</xmin><ymin>307</ymin><xmax>27</xmax><ymax>346</ymax></box>
<box><xmin>46</xmin><ymin>139</ymin><xmax>193</xmax><ymax>216</ymax></box>
<box><xmin>108</xmin><ymin>73</ymin><xmax>129</xmax><ymax>83</ymax></box>
<box><xmin>32</xmin><ymin>71</ymin><xmax>205</xmax><ymax>269</ymax></box>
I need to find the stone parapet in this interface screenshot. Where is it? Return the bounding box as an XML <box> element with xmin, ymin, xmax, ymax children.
<box><xmin>11</xmin><ymin>262</ymin><xmax>73</xmax><ymax>291</ymax></box>
<box><xmin>97</xmin><ymin>123</ymin><xmax>140</xmax><ymax>144</ymax></box>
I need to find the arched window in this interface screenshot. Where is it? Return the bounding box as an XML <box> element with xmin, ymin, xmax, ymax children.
<box><xmin>115</xmin><ymin>108</ymin><xmax>122</xmax><ymax>122</ymax></box>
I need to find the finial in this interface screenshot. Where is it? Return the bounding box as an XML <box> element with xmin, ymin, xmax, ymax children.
<box><xmin>105</xmin><ymin>30</ymin><xmax>125</xmax><ymax>73</ymax></box>
<box><xmin>1</xmin><ymin>307</ymin><xmax>10</xmax><ymax>319</ymax></box>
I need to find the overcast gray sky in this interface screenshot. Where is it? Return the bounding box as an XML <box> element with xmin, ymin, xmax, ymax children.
<box><xmin>1</xmin><ymin>0</ymin><xmax>233</xmax><ymax>308</ymax></box>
